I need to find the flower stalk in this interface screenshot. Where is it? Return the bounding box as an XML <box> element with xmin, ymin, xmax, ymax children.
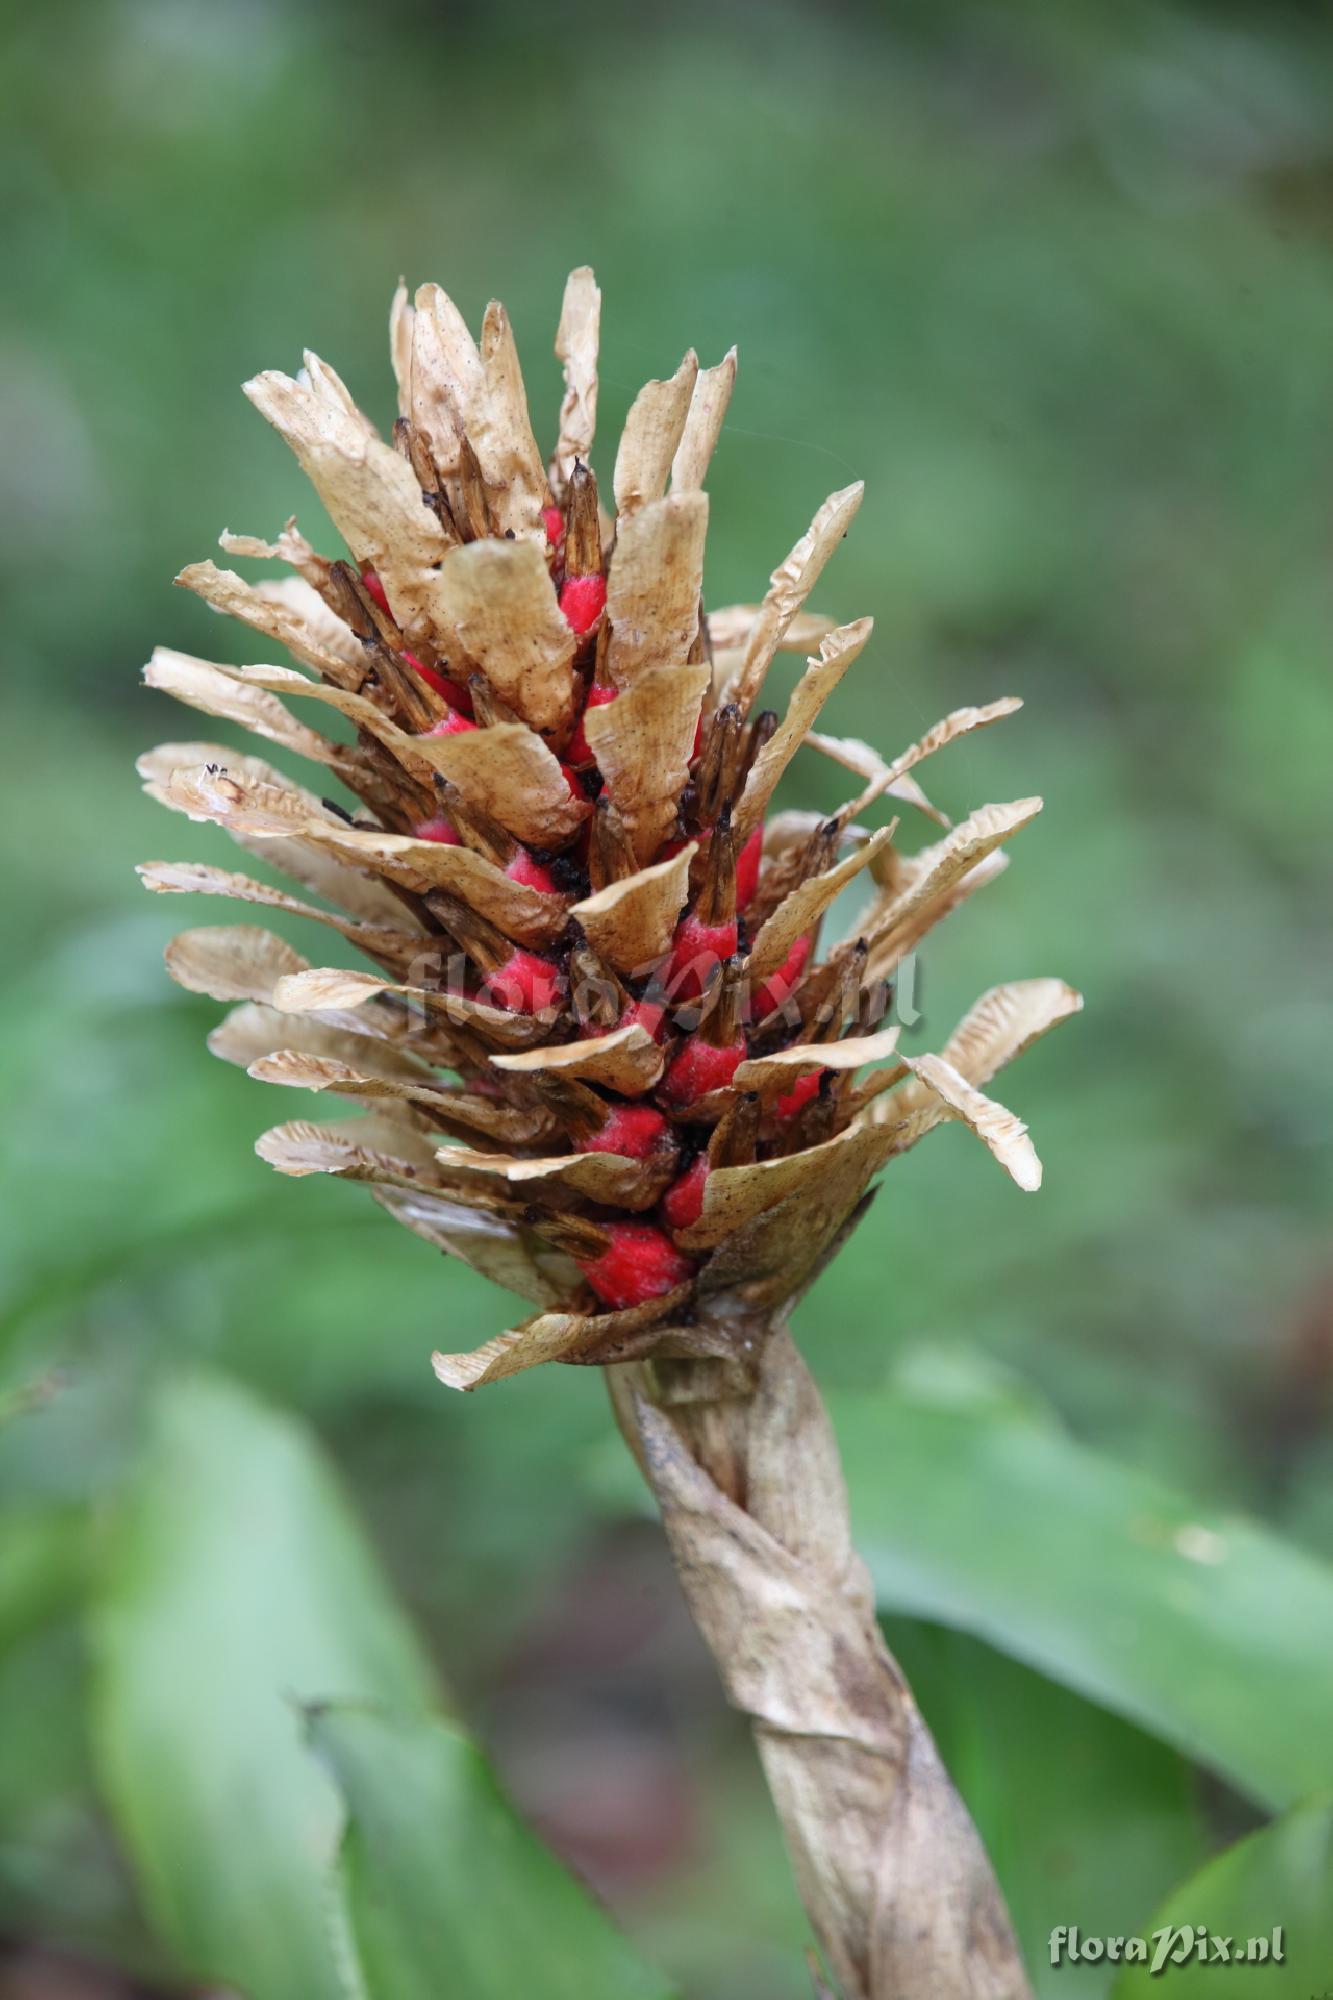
<box><xmin>611</xmin><ymin>1332</ymin><xmax>1032</xmax><ymax>2000</ymax></box>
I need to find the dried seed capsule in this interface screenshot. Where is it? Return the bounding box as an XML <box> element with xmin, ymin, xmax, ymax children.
<box><xmin>567</xmin><ymin>943</ymin><xmax>630</xmax><ymax>1035</ymax></box>
<box><xmin>710</xmin><ymin>1091</ymin><xmax>761</xmax><ymax>1168</ymax></box>
<box><xmin>564</xmin><ymin>459</ymin><xmax>603</xmax><ymax>577</ymax></box>
<box><xmin>693</xmin><ymin>703</ymin><xmax>743</xmax><ymax>829</ymax></box>
<box><xmin>695</xmin><ymin>809</ymin><xmax>737</xmax><ymax>926</ymax></box>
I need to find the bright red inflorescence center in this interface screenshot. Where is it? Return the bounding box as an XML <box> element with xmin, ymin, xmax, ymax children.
<box><xmin>483</xmin><ymin>949</ymin><xmax>562</xmax><ymax>1016</ymax></box>
<box><xmin>661</xmin><ymin>1033</ymin><xmax>746</xmax><ymax>1109</ymax></box>
<box><xmin>406</xmin><ymin>653</ymin><xmax>474</xmax><ymax>713</ymax></box>
<box><xmin>621</xmin><ymin>997</ymin><xmax>668</xmax><ymax>1043</ymax></box>
<box><xmin>754</xmin><ymin>934</ymin><xmax>812</xmax><ymax>1022</ymax></box>
<box><xmin>414</xmin><ymin>814</ymin><xmax>460</xmax><ymax>845</ymax></box>
<box><xmin>661</xmin><ymin>1153</ymin><xmax>709</xmax><ymax>1232</ymax></box>
<box><xmin>360</xmin><ymin>567</ymin><xmax>392</xmax><ymax>616</ymax></box>
<box><xmin>559</xmin><ymin>573</ymin><xmax>607</xmax><ymax>636</ymax></box>
<box><xmin>334</xmin><ymin>554</ymin><xmax>831</xmax><ymax>1317</ymax></box>
<box><xmin>426</xmin><ymin>708</ymin><xmax>478</xmax><ymax>738</ymax></box>
<box><xmin>736</xmin><ymin>824</ymin><xmax>763</xmax><ymax>910</ymax></box>
<box><xmin>775</xmin><ymin>1069</ymin><xmax>824</xmax><ymax>1119</ymax></box>
<box><xmin>577</xmin><ymin>1221</ymin><xmax>694</xmax><ymax>1310</ymax></box>
<box><xmin>505</xmin><ymin>850</ymin><xmax>560</xmax><ymax>896</ymax></box>
<box><xmin>667</xmin><ymin>914</ymin><xmax>740</xmax><ymax>1004</ymax></box>
<box><xmin>576</xmin><ymin>1103</ymin><xmax>672</xmax><ymax>1161</ymax></box>
<box><xmin>566</xmin><ymin>681</ymin><xmax>618</xmax><ymax>766</ymax></box>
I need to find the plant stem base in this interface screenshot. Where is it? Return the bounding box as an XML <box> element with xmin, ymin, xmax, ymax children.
<box><xmin>608</xmin><ymin>1326</ymin><xmax>1032</xmax><ymax>2000</ymax></box>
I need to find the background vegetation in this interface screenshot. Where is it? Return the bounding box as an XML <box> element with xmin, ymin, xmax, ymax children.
<box><xmin>1</xmin><ymin>0</ymin><xmax>1331</xmax><ymax>1993</ymax></box>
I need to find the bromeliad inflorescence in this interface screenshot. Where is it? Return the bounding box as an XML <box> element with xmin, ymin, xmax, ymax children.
<box><xmin>139</xmin><ymin>267</ymin><xmax>1081</xmax><ymax>1390</ymax></box>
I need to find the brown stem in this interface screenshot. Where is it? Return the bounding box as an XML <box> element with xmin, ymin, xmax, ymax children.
<box><xmin>608</xmin><ymin>1328</ymin><xmax>1031</xmax><ymax>2000</ymax></box>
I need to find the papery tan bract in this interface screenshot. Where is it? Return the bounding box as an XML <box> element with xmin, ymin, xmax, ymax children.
<box><xmin>604</xmin><ymin>493</ymin><xmax>709</xmax><ymax>685</ymax></box>
<box><xmin>427</xmin><ymin>537</ymin><xmax>576</xmax><ymax>732</ymax></box>
<box><xmin>614</xmin><ymin>350</ymin><xmax>699</xmax><ymax>513</ymax></box>
<box><xmin>490</xmin><ymin>1025</ymin><xmax>665</xmax><ymax>1096</ymax></box>
<box><xmin>140</xmin><ymin>267</ymin><xmax>1079</xmax><ymax>1394</ymax></box>
<box><xmin>551</xmin><ymin>266</ymin><xmax>601</xmax><ymax>493</ymax></box>
<box><xmin>570</xmin><ymin>846</ymin><xmax>697</xmax><ymax>974</ymax></box>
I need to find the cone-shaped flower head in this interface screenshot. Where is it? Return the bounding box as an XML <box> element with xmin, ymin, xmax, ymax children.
<box><xmin>140</xmin><ymin>269</ymin><xmax>1081</xmax><ymax>1390</ymax></box>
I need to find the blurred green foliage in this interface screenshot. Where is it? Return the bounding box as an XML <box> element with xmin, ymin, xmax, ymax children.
<box><xmin>1</xmin><ymin>0</ymin><xmax>1331</xmax><ymax>1994</ymax></box>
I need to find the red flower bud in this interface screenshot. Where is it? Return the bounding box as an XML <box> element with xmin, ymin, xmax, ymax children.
<box><xmin>661</xmin><ymin>1153</ymin><xmax>709</xmax><ymax>1232</ymax></box>
<box><xmin>577</xmin><ymin>1220</ymin><xmax>693</xmax><ymax>1310</ymax></box>
<box><xmin>576</xmin><ymin>1103</ymin><xmax>671</xmax><ymax>1161</ymax></box>
<box><xmin>559</xmin><ymin>762</ymin><xmax>593</xmax><ymax>863</ymax></box>
<box><xmin>666</xmin><ymin>912</ymin><xmax>739</xmax><ymax>1003</ymax></box>
<box><xmin>425</xmin><ymin>708</ymin><xmax>478</xmax><ymax>738</ymax></box>
<box><xmin>661</xmin><ymin>1032</ymin><xmax>745</xmax><ymax>1109</ymax></box>
<box><xmin>736</xmin><ymin>823</ymin><xmax>763</xmax><ymax>910</ymax></box>
<box><xmin>405</xmin><ymin>652</ymin><xmax>473</xmax><ymax>714</ymax></box>
<box><xmin>361</xmin><ymin>567</ymin><xmax>391</xmax><ymax>616</ymax></box>
<box><xmin>559</xmin><ymin>573</ymin><xmax>607</xmax><ymax>636</ymax></box>
<box><xmin>620</xmin><ymin>997</ymin><xmax>668</xmax><ymax>1043</ymax></box>
<box><xmin>354</xmin><ymin>572</ymin><xmax>472</xmax><ymax>712</ymax></box>
<box><xmin>482</xmin><ymin>949</ymin><xmax>561</xmax><ymax>1015</ymax></box>
<box><xmin>566</xmin><ymin>681</ymin><xmax>618</xmax><ymax>766</ymax></box>
<box><xmin>505</xmin><ymin>849</ymin><xmax>560</xmax><ymax>895</ymax></box>
<box><xmin>775</xmin><ymin>1069</ymin><xmax>824</xmax><ymax>1119</ymax></box>
<box><xmin>414</xmin><ymin>814</ymin><xmax>460</xmax><ymax>845</ymax></box>
<box><xmin>753</xmin><ymin>933</ymin><xmax>811</xmax><ymax>1020</ymax></box>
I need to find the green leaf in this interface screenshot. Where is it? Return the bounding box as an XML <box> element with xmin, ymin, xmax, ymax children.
<box><xmin>1112</xmin><ymin>1798</ymin><xmax>1333</xmax><ymax>1998</ymax></box>
<box><xmin>830</xmin><ymin>1367</ymin><xmax>1333</xmax><ymax>1812</ymax></box>
<box><xmin>94</xmin><ymin>1372</ymin><xmax>437</xmax><ymax>1999</ymax></box>
<box><xmin>0</xmin><ymin>1502</ymin><xmax>88</xmax><ymax>1652</ymax></box>
<box><xmin>0</xmin><ymin>1620</ymin><xmax>149</xmax><ymax>1961</ymax></box>
<box><xmin>312</xmin><ymin>1704</ymin><xmax>677</xmax><ymax>2000</ymax></box>
<box><xmin>889</xmin><ymin>1622</ymin><xmax>1207</xmax><ymax>1999</ymax></box>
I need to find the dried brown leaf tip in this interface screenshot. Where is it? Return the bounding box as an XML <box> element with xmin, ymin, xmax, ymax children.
<box><xmin>141</xmin><ymin>269</ymin><xmax>1081</xmax><ymax>1389</ymax></box>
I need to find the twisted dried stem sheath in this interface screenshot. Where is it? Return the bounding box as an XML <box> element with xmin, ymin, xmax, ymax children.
<box><xmin>609</xmin><ymin>1328</ymin><xmax>1032</xmax><ymax>2000</ymax></box>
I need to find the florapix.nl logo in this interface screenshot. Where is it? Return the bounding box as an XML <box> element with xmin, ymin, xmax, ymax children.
<box><xmin>1050</xmin><ymin>1926</ymin><xmax>1285</xmax><ymax>1974</ymax></box>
